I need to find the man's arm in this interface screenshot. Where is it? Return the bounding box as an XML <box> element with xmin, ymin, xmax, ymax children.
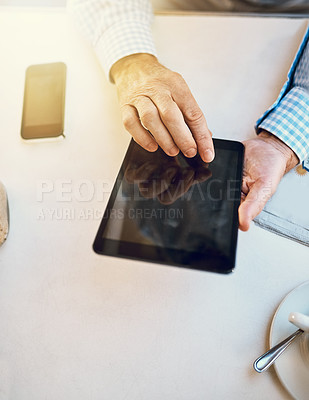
<box><xmin>68</xmin><ymin>0</ymin><xmax>156</xmax><ymax>79</ymax></box>
<box><xmin>239</xmin><ymin>27</ymin><xmax>309</xmax><ymax>231</ymax></box>
<box><xmin>257</xmin><ymin>27</ymin><xmax>309</xmax><ymax>162</ymax></box>
<box><xmin>67</xmin><ymin>0</ymin><xmax>214</xmax><ymax>162</ymax></box>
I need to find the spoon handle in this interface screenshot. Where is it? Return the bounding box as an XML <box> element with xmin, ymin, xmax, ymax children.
<box><xmin>253</xmin><ymin>329</ymin><xmax>303</xmax><ymax>373</ymax></box>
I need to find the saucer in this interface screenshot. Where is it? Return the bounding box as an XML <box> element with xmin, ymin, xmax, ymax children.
<box><xmin>270</xmin><ymin>281</ymin><xmax>309</xmax><ymax>400</ymax></box>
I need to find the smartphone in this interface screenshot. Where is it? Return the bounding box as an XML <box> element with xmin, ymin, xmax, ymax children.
<box><xmin>21</xmin><ymin>62</ymin><xmax>66</xmax><ymax>140</ymax></box>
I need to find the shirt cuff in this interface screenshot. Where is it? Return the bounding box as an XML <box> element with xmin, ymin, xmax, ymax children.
<box><xmin>94</xmin><ymin>19</ymin><xmax>157</xmax><ymax>82</ymax></box>
<box><xmin>256</xmin><ymin>86</ymin><xmax>309</xmax><ymax>162</ymax></box>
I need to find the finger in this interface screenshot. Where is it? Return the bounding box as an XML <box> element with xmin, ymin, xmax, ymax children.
<box><xmin>133</xmin><ymin>96</ymin><xmax>179</xmax><ymax>157</ymax></box>
<box><xmin>121</xmin><ymin>104</ymin><xmax>158</xmax><ymax>152</ymax></box>
<box><xmin>172</xmin><ymin>77</ymin><xmax>214</xmax><ymax>163</ymax></box>
<box><xmin>241</xmin><ymin>175</ymin><xmax>252</xmax><ymax>196</ymax></box>
<box><xmin>151</xmin><ymin>93</ymin><xmax>198</xmax><ymax>158</ymax></box>
<box><xmin>238</xmin><ymin>179</ymin><xmax>273</xmax><ymax>231</ymax></box>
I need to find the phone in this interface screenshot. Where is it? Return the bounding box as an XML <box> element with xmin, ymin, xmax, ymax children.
<box><xmin>21</xmin><ymin>62</ymin><xmax>67</xmax><ymax>140</ymax></box>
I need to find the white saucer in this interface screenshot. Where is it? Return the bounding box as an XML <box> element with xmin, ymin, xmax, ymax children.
<box><xmin>270</xmin><ymin>281</ymin><xmax>309</xmax><ymax>400</ymax></box>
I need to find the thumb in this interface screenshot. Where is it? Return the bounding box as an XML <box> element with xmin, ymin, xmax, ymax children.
<box><xmin>238</xmin><ymin>179</ymin><xmax>273</xmax><ymax>231</ymax></box>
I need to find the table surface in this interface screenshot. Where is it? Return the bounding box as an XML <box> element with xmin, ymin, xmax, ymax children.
<box><xmin>0</xmin><ymin>7</ymin><xmax>309</xmax><ymax>400</ymax></box>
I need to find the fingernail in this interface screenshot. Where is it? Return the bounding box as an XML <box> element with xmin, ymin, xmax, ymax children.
<box><xmin>147</xmin><ymin>143</ymin><xmax>158</xmax><ymax>152</ymax></box>
<box><xmin>184</xmin><ymin>148</ymin><xmax>197</xmax><ymax>158</ymax></box>
<box><xmin>168</xmin><ymin>146</ymin><xmax>179</xmax><ymax>157</ymax></box>
<box><xmin>203</xmin><ymin>149</ymin><xmax>214</xmax><ymax>162</ymax></box>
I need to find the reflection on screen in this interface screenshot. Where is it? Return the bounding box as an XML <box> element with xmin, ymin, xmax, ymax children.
<box><xmin>102</xmin><ymin>143</ymin><xmax>240</xmax><ymax>260</ymax></box>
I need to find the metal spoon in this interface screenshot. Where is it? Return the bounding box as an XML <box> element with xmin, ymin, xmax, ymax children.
<box><xmin>253</xmin><ymin>311</ymin><xmax>309</xmax><ymax>373</ymax></box>
<box><xmin>253</xmin><ymin>328</ymin><xmax>303</xmax><ymax>373</ymax></box>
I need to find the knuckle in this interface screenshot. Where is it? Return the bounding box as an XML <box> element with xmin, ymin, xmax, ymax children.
<box><xmin>195</xmin><ymin>132</ymin><xmax>211</xmax><ymax>142</ymax></box>
<box><xmin>140</xmin><ymin>110</ymin><xmax>155</xmax><ymax>126</ymax></box>
<box><xmin>160</xmin><ymin>107</ymin><xmax>176</xmax><ymax>125</ymax></box>
<box><xmin>185</xmin><ymin>107</ymin><xmax>204</xmax><ymax>124</ymax></box>
<box><xmin>122</xmin><ymin>114</ymin><xmax>136</xmax><ymax>131</ymax></box>
<box><xmin>173</xmin><ymin>71</ymin><xmax>185</xmax><ymax>82</ymax></box>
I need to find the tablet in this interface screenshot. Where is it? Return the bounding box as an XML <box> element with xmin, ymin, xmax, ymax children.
<box><xmin>93</xmin><ymin>138</ymin><xmax>244</xmax><ymax>274</ymax></box>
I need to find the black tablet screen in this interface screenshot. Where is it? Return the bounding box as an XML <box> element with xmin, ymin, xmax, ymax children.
<box><xmin>93</xmin><ymin>138</ymin><xmax>244</xmax><ymax>274</ymax></box>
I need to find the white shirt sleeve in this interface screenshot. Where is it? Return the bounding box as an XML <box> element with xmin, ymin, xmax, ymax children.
<box><xmin>67</xmin><ymin>0</ymin><xmax>157</xmax><ymax>81</ymax></box>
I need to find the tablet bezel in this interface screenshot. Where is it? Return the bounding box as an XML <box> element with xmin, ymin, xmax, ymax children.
<box><xmin>93</xmin><ymin>138</ymin><xmax>244</xmax><ymax>274</ymax></box>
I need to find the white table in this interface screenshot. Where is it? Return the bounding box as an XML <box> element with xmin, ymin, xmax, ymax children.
<box><xmin>0</xmin><ymin>7</ymin><xmax>308</xmax><ymax>399</ymax></box>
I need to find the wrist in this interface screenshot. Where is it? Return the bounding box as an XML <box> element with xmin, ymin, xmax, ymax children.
<box><xmin>258</xmin><ymin>130</ymin><xmax>299</xmax><ymax>172</ymax></box>
<box><xmin>110</xmin><ymin>53</ymin><xmax>159</xmax><ymax>84</ymax></box>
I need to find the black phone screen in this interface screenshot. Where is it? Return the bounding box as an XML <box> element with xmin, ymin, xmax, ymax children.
<box><xmin>93</xmin><ymin>138</ymin><xmax>244</xmax><ymax>274</ymax></box>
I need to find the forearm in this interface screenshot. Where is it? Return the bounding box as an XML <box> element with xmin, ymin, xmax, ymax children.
<box><xmin>256</xmin><ymin>27</ymin><xmax>309</xmax><ymax>163</ymax></box>
<box><xmin>257</xmin><ymin>86</ymin><xmax>309</xmax><ymax>163</ymax></box>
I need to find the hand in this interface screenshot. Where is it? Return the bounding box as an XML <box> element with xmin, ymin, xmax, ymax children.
<box><xmin>110</xmin><ymin>53</ymin><xmax>214</xmax><ymax>163</ymax></box>
<box><xmin>239</xmin><ymin>130</ymin><xmax>299</xmax><ymax>231</ymax></box>
<box><xmin>124</xmin><ymin>142</ymin><xmax>211</xmax><ymax>204</ymax></box>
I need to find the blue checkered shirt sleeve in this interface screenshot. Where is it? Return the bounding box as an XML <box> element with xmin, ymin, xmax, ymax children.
<box><xmin>68</xmin><ymin>0</ymin><xmax>157</xmax><ymax>80</ymax></box>
<box><xmin>256</xmin><ymin>26</ymin><xmax>309</xmax><ymax>164</ymax></box>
